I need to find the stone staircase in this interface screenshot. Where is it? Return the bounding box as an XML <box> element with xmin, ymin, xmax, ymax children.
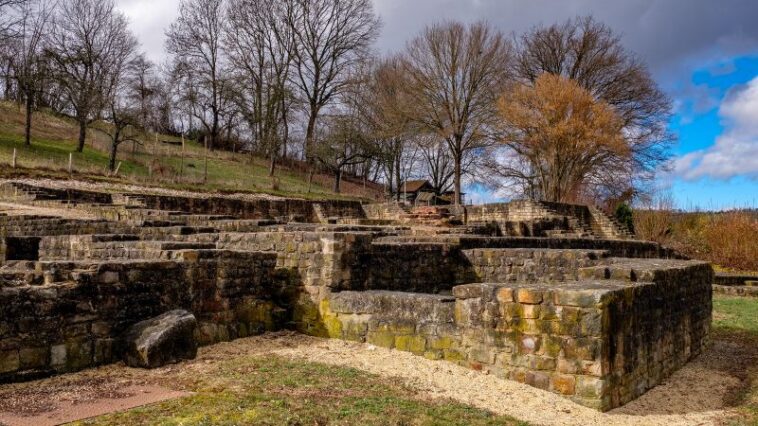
<box><xmin>533</xmin><ymin>203</ymin><xmax>594</xmax><ymax>239</ymax></box>
<box><xmin>535</xmin><ymin>201</ymin><xmax>634</xmax><ymax>240</ymax></box>
<box><xmin>587</xmin><ymin>206</ymin><xmax>634</xmax><ymax>240</ymax></box>
<box><xmin>399</xmin><ymin>206</ymin><xmax>461</xmax><ymax>226</ymax></box>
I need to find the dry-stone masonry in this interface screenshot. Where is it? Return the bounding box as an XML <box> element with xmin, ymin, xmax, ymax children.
<box><xmin>0</xmin><ymin>180</ymin><xmax>711</xmax><ymax>411</ymax></box>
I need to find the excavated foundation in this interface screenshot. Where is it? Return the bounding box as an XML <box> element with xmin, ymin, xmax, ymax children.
<box><xmin>0</xmin><ymin>181</ymin><xmax>711</xmax><ymax>411</ymax></box>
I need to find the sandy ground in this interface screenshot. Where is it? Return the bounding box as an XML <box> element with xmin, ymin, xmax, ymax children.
<box><xmin>0</xmin><ymin>332</ymin><xmax>749</xmax><ymax>426</ymax></box>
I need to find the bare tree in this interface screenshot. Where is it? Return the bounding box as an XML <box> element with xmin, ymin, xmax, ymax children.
<box><xmin>89</xmin><ymin>21</ymin><xmax>139</xmax><ymax>172</ymax></box>
<box><xmin>515</xmin><ymin>16</ymin><xmax>673</xmax><ymax>200</ymax></box>
<box><xmin>225</xmin><ymin>0</ymin><xmax>295</xmax><ymax>176</ymax></box>
<box><xmin>47</xmin><ymin>0</ymin><xmax>132</xmax><ymax>152</ymax></box>
<box><xmin>286</xmin><ymin>0</ymin><xmax>380</xmax><ymax>161</ymax></box>
<box><xmin>353</xmin><ymin>56</ymin><xmax>417</xmax><ymax>200</ymax></box>
<box><xmin>7</xmin><ymin>0</ymin><xmax>54</xmax><ymax>145</ymax></box>
<box><xmin>126</xmin><ymin>56</ymin><xmax>160</xmax><ymax>134</ymax></box>
<box><xmin>416</xmin><ymin>136</ymin><xmax>455</xmax><ymax>195</ymax></box>
<box><xmin>166</xmin><ymin>0</ymin><xmax>227</xmax><ymax>151</ymax></box>
<box><xmin>401</xmin><ymin>21</ymin><xmax>512</xmax><ymax>205</ymax></box>
<box><xmin>315</xmin><ymin>112</ymin><xmax>373</xmax><ymax>193</ymax></box>
<box><xmin>0</xmin><ymin>0</ymin><xmax>25</xmax><ymax>42</ymax></box>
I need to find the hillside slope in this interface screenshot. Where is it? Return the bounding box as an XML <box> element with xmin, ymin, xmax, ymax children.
<box><xmin>0</xmin><ymin>102</ymin><xmax>382</xmax><ymax>200</ymax></box>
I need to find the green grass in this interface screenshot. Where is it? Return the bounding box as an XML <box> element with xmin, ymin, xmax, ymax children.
<box><xmin>713</xmin><ymin>296</ymin><xmax>758</xmax><ymax>333</ymax></box>
<box><xmin>0</xmin><ymin>102</ymin><xmax>373</xmax><ymax>200</ymax></box>
<box><xmin>76</xmin><ymin>356</ymin><xmax>526</xmax><ymax>426</ymax></box>
<box><xmin>0</xmin><ymin>129</ymin><xmax>148</xmax><ymax>176</ymax></box>
<box><xmin>712</xmin><ymin>295</ymin><xmax>758</xmax><ymax>425</ymax></box>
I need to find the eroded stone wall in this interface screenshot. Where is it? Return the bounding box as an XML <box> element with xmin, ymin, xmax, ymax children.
<box><xmin>0</xmin><ymin>250</ymin><xmax>281</xmax><ymax>382</ymax></box>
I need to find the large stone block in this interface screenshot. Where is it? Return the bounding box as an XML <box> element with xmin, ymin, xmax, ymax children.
<box><xmin>121</xmin><ymin>310</ymin><xmax>198</xmax><ymax>369</ymax></box>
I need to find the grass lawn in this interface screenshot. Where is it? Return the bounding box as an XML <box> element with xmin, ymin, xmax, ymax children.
<box><xmin>75</xmin><ymin>356</ymin><xmax>525</xmax><ymax>426</ymax></box>
<box><xmin>712</xmin><ymin>295</ymin><xmax>758</xmax><ymax>425</ymax></box>
<box><xmin>713</xmin><ymin>296</ymin><xmax>758</xmax><ymax>333</ymax></box>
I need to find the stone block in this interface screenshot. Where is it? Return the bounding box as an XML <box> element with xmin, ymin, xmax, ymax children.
<box><xmin>367</xmin><ymin>331</ymin><xmax>395</xmax><ymax>348</ymax></box>
<box><xmin>19</xmin><ymin>347</ymin><xmax>47</xmax><ymax>369</ymax></box>
<box><xmin>517</xmin><ymin>288</ymin><xmax>543</xmax><ymax>304</ymax></box>
<box><xmin>0</xmin><ymin>349</ymin><xmax>20</xmax><ymax>373</ymax></box>
<box><xmin>121</xmin><ymin>310</ymin><xmax>198</xmax><ymax>369</ymax></box>
<box><xmin>552</xmin><ymin>374</ymin><xmax>576</xmax><ymax>395</ymax></box>
<box><xmin>395</xmin><ymin>335</ymin><xmax>426</xmax><ymax>354</ymax></box>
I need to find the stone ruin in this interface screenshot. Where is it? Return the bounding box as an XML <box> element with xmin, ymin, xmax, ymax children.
<box><xmin>0</xmin><ymin>181</ymin><xmax>712</xmax><ymax>411</ymax></box>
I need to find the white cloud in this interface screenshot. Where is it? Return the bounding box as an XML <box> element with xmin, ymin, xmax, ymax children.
<box><xmin>675</xmin><ymin>76</ymin><xmax>758</xmax><ymax>181</ymax></box>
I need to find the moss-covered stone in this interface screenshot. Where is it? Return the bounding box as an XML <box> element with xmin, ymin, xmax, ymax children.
<box><xmin>394</xmin><ymin>335</ymin><xmax>426</xmax><ymax>354</ymax></box>
<box><xmin>443</xmin><ymin>349</ymin><xmax>465</xmax><ymax>362</ymax></box>
<box><xmin>423</xmin><ymin>350</ymin><xmax>443</xmax><ymax>360</ymax></box>
<box><xmin>322</xmin><ymin>314</ymin><xmax>343</xmax><ymax>338</ymax></box>
<box><xmin>428</xmin><ymin>336</ymin><xmax>457</xmax><ymax>350</ymax></box>
<box><xmin>367</xmin><ymin>331</ymin><xmax>395</xmax><ymax>348</ymax></box>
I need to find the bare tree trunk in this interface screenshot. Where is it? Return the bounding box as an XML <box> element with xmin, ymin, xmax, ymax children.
<box><xmin>333</xmin><ymin>168</ymin><xmax>342</xmax><ymax>193</ymax></box>
<box><xmin>395</xmin><ymin>157</ymin><xmax>401</xmax><ymax>202</ymax></box>
<box><xmin>305</xmin><ymin>110</ymin><xmax>317</xmax><ymax>161</ymax></box>
<box><xmin>23</xmin><ymin>91</ymin><xmax>32</xmax><ymax>146</ymax></box>
<box><xmin>269</xmin><ymin>151</ymin><xmax>276</xmax><ymax>177</ymax></box>
<box><xmin>76</xmin><ymin>118</ymin><xmax>86</xmax><ymax>152</ymax></box>
<box><xmin>281</xmin><ymin>97</ymin><xmax>289</xmax><ymax>159</ymax></box>
<box><xmin>108</xmin><ymin>132</ymin><xmax>119</xmax><ymax>172</ymax></box>
<box><xmin>454</xmin><ymin>152</ymin><xmax>462</xmax><ymax>205</ymax></box>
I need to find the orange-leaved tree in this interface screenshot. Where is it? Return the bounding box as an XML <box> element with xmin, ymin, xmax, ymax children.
<box><xmin>494</xmin><ymin>73</ymin><xmax>630</xmax><ymax>203</ymax></box>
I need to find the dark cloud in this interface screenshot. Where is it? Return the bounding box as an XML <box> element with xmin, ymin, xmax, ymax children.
<box><xmin>116</xmin><ymin>0</ymin><xmax>758</xmax><ymax>84</ymax></box>
<box><xmin>373</xmin><ymin>0</ymin><xmax>758</xmax><ymax>85</ymax></box>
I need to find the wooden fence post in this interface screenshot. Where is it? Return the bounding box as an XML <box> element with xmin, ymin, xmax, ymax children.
<box><xmin>12</xmin><ymin>148</ymin><xmax>16</xmax><ymax>168</ymax></box>
<box><xmin>180</xmin><ymin>133</ymin><xmax>185</xmax><ymax>180</ymax></box>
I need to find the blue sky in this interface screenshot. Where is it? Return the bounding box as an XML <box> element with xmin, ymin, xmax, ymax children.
<box><xmin>667</xmin><ymin>56</ymin><xmax>758</xmax><ymax>210</ymax></box>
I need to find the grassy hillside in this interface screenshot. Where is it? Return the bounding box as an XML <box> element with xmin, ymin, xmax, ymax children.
<box><xmin>0</xmin><ymin>102</ymin><xmax>381</xmax><ymax>200</ymax></box>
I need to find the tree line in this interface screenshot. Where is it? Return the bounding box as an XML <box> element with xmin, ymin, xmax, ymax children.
<box><xmin>0</xmin><ymin>0</ymin><xmax>672</xmax><ymax>206</ymax></box>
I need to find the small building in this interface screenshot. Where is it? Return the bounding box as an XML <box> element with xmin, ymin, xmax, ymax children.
<box><xmin>395</xmin><ymin>180</ymin><xmax>459</xmax><ymax>206</ymax></box>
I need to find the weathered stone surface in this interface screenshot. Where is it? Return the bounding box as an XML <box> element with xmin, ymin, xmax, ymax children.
<box><xmin>121</xmin><ymin>310</ymin><xmax>198</xmax><ymax>369</ymax></box>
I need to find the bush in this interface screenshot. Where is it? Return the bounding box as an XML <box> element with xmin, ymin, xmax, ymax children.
<box><xmin>614</xmin><ymin>203</ymin><xmax>634</xmax><ymax>233</ymax></box>
<box><xmin>700</xmin><ymin>211</ymin><xmax>758</xmax><ymax>271</ymax></box>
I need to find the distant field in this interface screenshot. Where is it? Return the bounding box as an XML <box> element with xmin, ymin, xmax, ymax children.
<box><xmin>0</xmin><ymin>102</ymin><xmax>381</xmax><ymax>200</ymax></box>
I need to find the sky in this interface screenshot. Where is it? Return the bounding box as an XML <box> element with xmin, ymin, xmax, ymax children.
<box><xmin>114</xmin><ymin>0</ymin><xmax>758</xmax><ymax>210</ymax></box>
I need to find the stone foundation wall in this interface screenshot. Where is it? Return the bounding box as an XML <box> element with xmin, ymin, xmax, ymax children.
<box><xmin>459</xmin><ymin>248</ymin><xmax>606</xmax><ymax>283</ymax></box>
<box><xmin>0</xmin><ymin>250</ymin><xmax>282</xmax><ymax>382</ymax></box>
<box><xmin>377</xmin><ymin>236</ymin><xmax>680</xmax><ymax>259</ymax></box>
<box><xmin>138</xmin><ymin>193</ymin><xmax>364</xmax><ymax>222</ymax></box>
<box><xmin>316</xmin><ymin>259</ymin><xmax>712</xmax><ymax>411</ymax></box>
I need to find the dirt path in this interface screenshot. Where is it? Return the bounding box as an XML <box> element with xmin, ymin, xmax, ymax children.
<box><xmin>0</xmin><ymin>332</ymin><xmax>747</xmax><ymax>426</ymax></box>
